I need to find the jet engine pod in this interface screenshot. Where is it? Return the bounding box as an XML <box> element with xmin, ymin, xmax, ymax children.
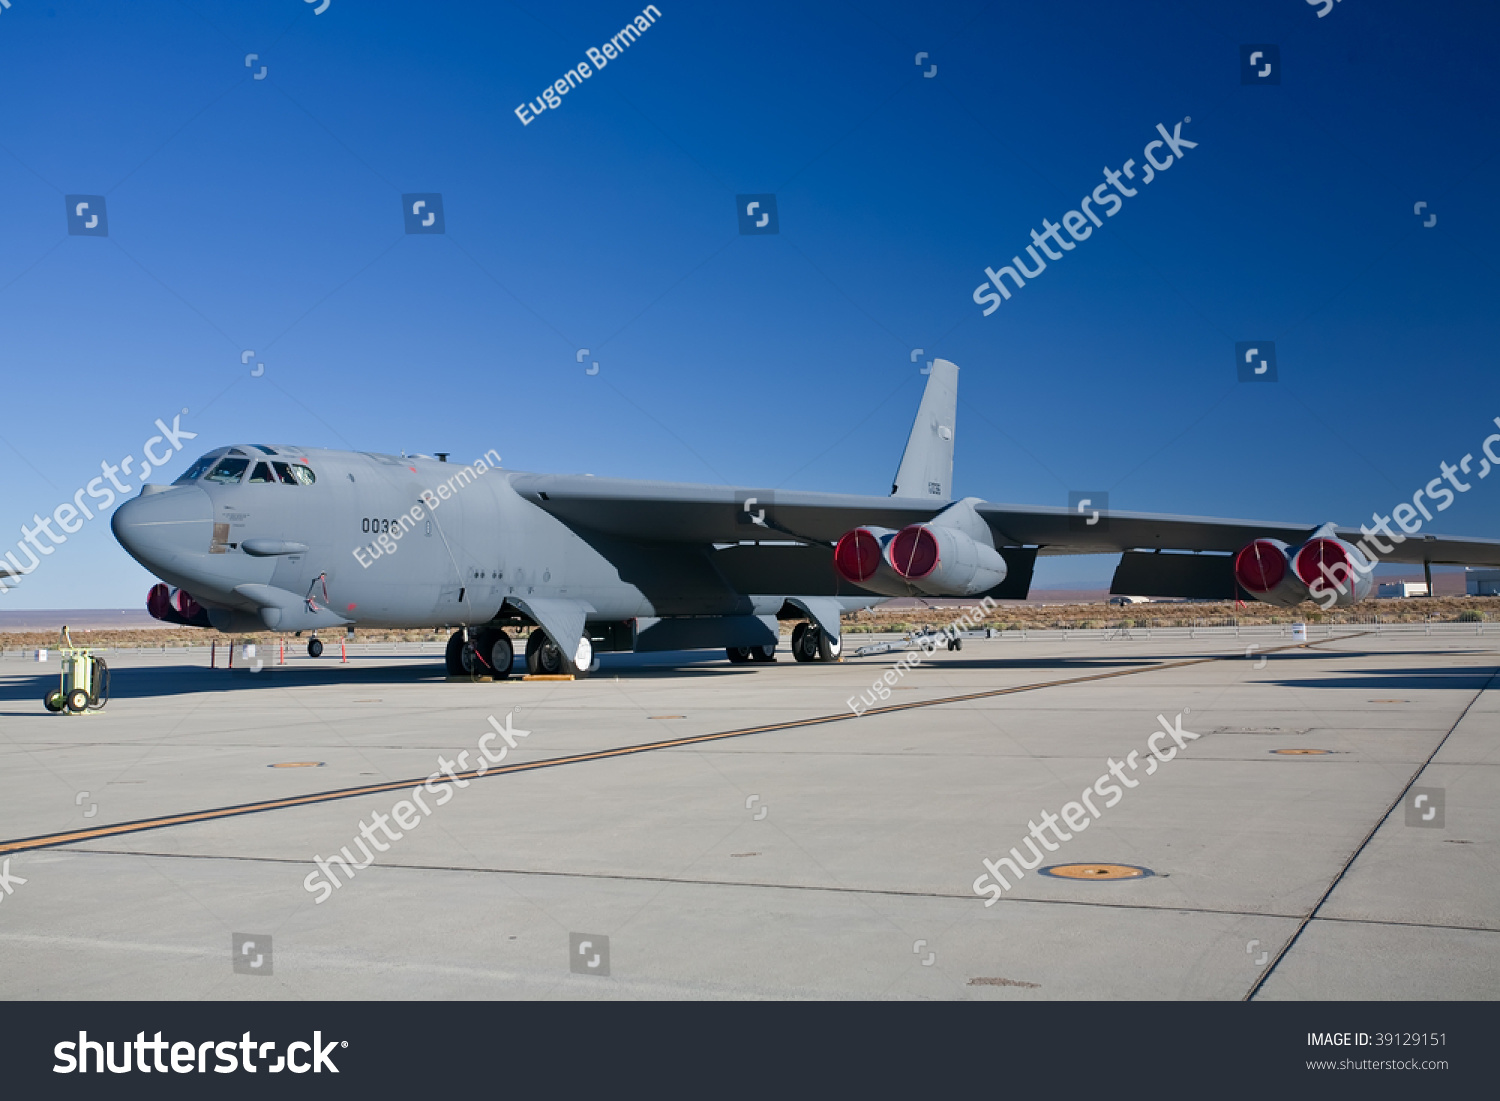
<box><xmin>1293</xmin><ymin>536</ymin><xmax>1374</xmax><ymax>607</ymax></box>
<box><xmin>832</xmin><ymin>526</ymin><xmax>914</xmax><ymax>597</ymax></box>
<box><xmin>1233</xmin><ymin>539</ymin><xmax>1308</xmax><ymax>607</ymax></box>
<box><xmin>147</xmin><ymin>582</ymin><xmax>176</xmax><ymax>622</ymax></box>
<box><xmin>173</xmin><ymin>588</ymin><xmax>203</xmax><ymax>622</ymax></box>
<box><xmin>887</xmin><ymin>523</ymin><xmax>1007</xmax><ymax>597</ymax></box>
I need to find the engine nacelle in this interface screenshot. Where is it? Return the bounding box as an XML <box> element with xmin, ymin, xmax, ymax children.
<box><xmin>1232</xmin><ymin>539</ymin><xmax>1308</xmax><ymax>607</ymax></box>
<box><xmin>887</xmin><ymin>523</ymin><xmax>1007</xmax><ymax>597</ymax></box>
<box><xmin>1234</xmin><ymin>533</ymin><xmax>1374</xmax><ymax>608</ymax></box>
<box><xmin>833</xmin><ymin>526</ymin><xmax>914</xmax><ymax>597</ymax></box>
<box><xmin>146</xmin><ymin>583</ymin><xmax>212</xmax><ymax>627</ymax></box>
<box><xmin>1294</xmin><ymin>535</ymin><xmax>1374</xmax><ymax>608</ymax></box>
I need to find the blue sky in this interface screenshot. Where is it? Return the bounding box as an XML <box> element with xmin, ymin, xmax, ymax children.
<box><xmin>0</xmin><ymin>0</ymin><xmax>1496</xmax><ymax>608</ymax></box>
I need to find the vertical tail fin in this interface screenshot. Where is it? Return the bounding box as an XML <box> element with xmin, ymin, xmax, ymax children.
<box><xmin>891</xmin><ymin>358</ymin><xmax>957</xmax><ymax>499</ymax></box>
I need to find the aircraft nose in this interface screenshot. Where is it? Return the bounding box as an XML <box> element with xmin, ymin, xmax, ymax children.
<box><xmin>111</xmin><ymin>485</ymin><xmax>214</xmax><ymax>570</ymax></box>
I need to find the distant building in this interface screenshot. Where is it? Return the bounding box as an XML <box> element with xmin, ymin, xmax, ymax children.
<box><xmin>1466</xmin><ymin>569</ymin><xmax>1500</xmax><ymax>596</ymax></box>
<box><xmin>1377</xmin><ymin>581</ymin><xmax>1428</xmax><ymax>599</ymax></box>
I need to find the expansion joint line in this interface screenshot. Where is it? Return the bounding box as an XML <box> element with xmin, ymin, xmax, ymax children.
<box><xmin>1243</xmin><ymin>663</ymin><xmax>1500</xmax><ymax>1001</ymax></box>
<box><xmin>0</xmin><ymin>634</ymin><xmax>1366</xmax><ymax>856</ymax></box>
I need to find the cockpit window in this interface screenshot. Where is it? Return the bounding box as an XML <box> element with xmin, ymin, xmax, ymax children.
<box><xmin>173</xmin><ymin>454</ymin><xmax>221</xmax><ymax>485</ymax></box>
<box><xmin>204</xmin><ymin>457</ymin><xmax>250</xmax><ymax>485</ymax></box>
<box><xmin>271</xmin><ymin>461</ymin><xmax>299</xmax><ymax>485</ymax></box>
<box><xmin>288</xmin><ymin>463</ymin><xmax>316</xmax><ymax>486</ymax></box>
<box><xmin>248</xmin><ymin>462</ymin><xmax>275</xmax><ymax>484</ymax></box>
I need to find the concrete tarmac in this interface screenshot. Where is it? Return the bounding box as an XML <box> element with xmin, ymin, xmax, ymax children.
<box><xmin>0</xmin><ymin>628</ymin><xmax>1495</xmax><ymax>1000</ymax></box>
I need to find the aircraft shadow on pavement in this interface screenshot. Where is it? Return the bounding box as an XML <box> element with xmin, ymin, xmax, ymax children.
<box><xmin>0</xmin><ymin>650</ymin><xmax>1189</xmax><ymax>707</ymax></box>
<box><xmin>0</xmin><ymin>649</ymin><xmax>764</xmax><ymax>704</ymax></box>
<box><xmin>1267</xmin><ymin>665</ymin><xmax>1499</xmax><ymax>692</ymax></box>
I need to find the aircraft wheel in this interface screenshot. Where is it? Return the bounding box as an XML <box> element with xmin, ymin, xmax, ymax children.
<box><xmin>816</xmin><ymin>627</ymin><xmax>842</xmax><ymax>662</ymax></box>
<box><xmin>750</xmin><ymin>643</ymin><xmax>777</xmax><ymax>663</ymax></box>
<box><xmin>308</xmin><ymin>637</ymin><xmax>324</xmax><ymax>658</ymax></box>
<box><xmin>791</xmin><ymin>622</ymin><xmax>812</xmax><ymax>662</ymax></box>
<box><xmin>726</xmin><ymin>646</ymin><xmax>752</xmax><ymax>664</ymax></box>
<box><xmin>953</xmin><ymin>636</ymin><xmax>963</xmax><ymax>651</ymax></box>
<box><xmin>526</xmin><ymin>630</ymin><xmax>565</xmax><ymax>676</ymax></box>
<box><xmin>66</xmin><ymin>688</ymin><xmax>90</xmax><ymax>713</ymax></box>
<box><xmin>444</xmin><ymin>630</ymin><xmax>467</xmax><ymax>675</ymax></box>
<box><xmin>569</xmin><ymin>636</ymin><xmax>593</xmax><ymax>679</ymax></box>
<box><xmin>476</xmin><ymin>630</ymin><xmax>514</xmax><ymax>679</ymax></box>
<box><xmin>44</xmin><ymin>690</ymin><xmax>64</xmax><ymax>712</ymax></box>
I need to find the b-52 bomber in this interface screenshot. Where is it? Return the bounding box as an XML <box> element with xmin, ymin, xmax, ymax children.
<box><xmin>112</xmin><ymin>360</ymin><xmax>1500</xmax><ymax>678</ymax></box>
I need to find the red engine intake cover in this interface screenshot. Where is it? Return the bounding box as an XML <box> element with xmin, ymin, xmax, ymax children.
<box><xmin>833</xmin><ymin>528</ymin><xmax>883</xmax><ymax>583</ymax></box>
<box><xmin>889</xmin><ymin>525</ymin><xmax>940</xmax><ymax>579</ymax></box>
<box><xmin>146</xmin><ymin>583</ymin><xmax>173</xmax><ymax>621</ymax></box>
<box><xmin>1233</xmin><ymin>539</ymin><xmax>1287</xmax><ymax>593</ymax></box>
<box><xmin>174</xmin><ymin>589</ymin><xmax>202</xmax><ymax>620</ymax></box>
<box><xmin>1294</xmin><ymin>538</ymin><xmax>1351</xmax><ymax>587</ymax></box>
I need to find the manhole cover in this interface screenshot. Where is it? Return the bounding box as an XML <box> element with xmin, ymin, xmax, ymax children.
<box><xmin>269</xmin><ymin>761</ymin><xmax>325</xmax><ymax>768</ymax></box>
<box><xmin>1039</xmin><ymin>863</ymin><xmax>1153</xmax><ymax>881</ymax></box>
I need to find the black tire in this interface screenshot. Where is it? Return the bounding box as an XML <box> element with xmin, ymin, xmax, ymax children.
<box><xmin>816</xmin><ymin>627</ymin><xmax>841</xmax><ymax>662</ymax></box>
<box><xmin>44</xmin><ymin>690</ymin><xmax>64</xmax><ymax>712</ymax></box>
<box><xmin>953</xmin><ymin>636</ymin><xmax>963</xmax><ymax>651</ymax></box>
<box><xmin>307</xmin><ymin>637</ymin><xmax>324</xmax><ymax>658</ymax></box>
<box><xmin>525</xmin><ymin>630</ymin><xmax>564</xmax><ymax>676</ymax></box>
<box><xmin>750</xmin><ymin>643</ymin><xmax>777</xmax><ymax>663</ymax></box>
<box><xmin>444</xmin><ymin>630</ymin><xmax>467</xmax><ymax>675</ymax></box>
<box><xmin>791</xmin><ymin>622</ymin><xmax>812</xmax><ymax>662</ymax></box>
<box><xmin>476</xmin><ymin>630</ymin><xmax>514</xmax><ymax>679</ymax></box>
<box><xmin>726</xmin><ymin>647</ymin><xmax>752</xmax><ymax>664</ymax></box>
<box><xmin>66</xmin><ymin>688</ymin><xmax>90</xmax><ymax>713</ymax></box>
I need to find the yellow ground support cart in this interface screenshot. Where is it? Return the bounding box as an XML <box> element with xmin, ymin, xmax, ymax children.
<box><xmin>43</xmin><ymin>626</ymin><xmax>110</xmax><ymax>714</ymax></box>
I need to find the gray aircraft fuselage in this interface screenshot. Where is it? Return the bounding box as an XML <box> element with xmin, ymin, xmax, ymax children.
<box><xmin>112</xmin><ymin>444</ymin><xmax>878</xmax><ymax>653</ymax></box>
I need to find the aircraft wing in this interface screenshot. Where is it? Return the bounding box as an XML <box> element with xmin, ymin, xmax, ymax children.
<box><xmin>509</xmin><ymin>473</ymin><xmax>946</xmax><ymax>544</ymax></box>
<box><xmin>511</xmin><ymin>473</ymin><xmax>1500</xmax><ymax>564</ymax></box>
<box><xmin>512</xmin><ymin>473</ymin><xmax>1500</xmax><ymax>600</ymax></box>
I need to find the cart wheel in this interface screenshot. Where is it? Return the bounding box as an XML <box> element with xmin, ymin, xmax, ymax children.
<box><xmin>66</xmin><ymin>688</ymin><xmax>90</xmax><ymax>713</ymax></box>
<box><xmin>44</xmin><ymin>690</ymin><xmax>64</xmax><ymax>712</ymax></box>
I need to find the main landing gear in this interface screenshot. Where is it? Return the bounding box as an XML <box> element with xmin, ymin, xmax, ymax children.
<box><xmin>524</xmin><ymin>630</ymin><xmax>590</xmax><ymax>677</ymax></box>
<box><xmin>446</xmin><ymin>628</ymin><xmax>516</xmax><ymax>679</ymax></box>
<box><xmin>790</xmin><ymin>622</ymin><xmax>841</xmax><ymax>663</ymax></box>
